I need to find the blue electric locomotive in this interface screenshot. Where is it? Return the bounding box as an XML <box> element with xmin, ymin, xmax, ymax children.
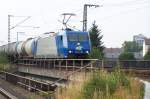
<box><xmin>56</xmin><ymin>28</ymin><xmax>91</xmax><ymax>58</ymax></box>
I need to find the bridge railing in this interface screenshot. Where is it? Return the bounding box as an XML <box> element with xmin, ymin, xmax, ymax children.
<box><xmin>94</xmin><ymin>60</ymin><xmax>150</xmax><ymax>70</ymax></box>
<box><xmin>17</xmin><ymin>58</ymin><xmax>150</xmax><ymax>70</ymax></box>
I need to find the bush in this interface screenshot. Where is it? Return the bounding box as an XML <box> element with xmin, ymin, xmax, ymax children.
<box><xmin>82</xmin><ymin>70</ymin><xmax>130</xmax><ymax>99</ymax></box>
<box><xmin>89</xmin><ymin>48</ymin><xmax>103</xmax><ymax>59</ymax></box>
<box><xmin>140</xmin><ymin>83</ymin><xmax>145</xmax><ymax>98</ymax></box>
<box><xmin>119</xmin><ymin>52</ymin><xmax>135</xmax><ymax>60</ymax></box>
<box><xmin>56</xmin><ymin>69</ymin><xmax>144</xmax><ymax>99</ymax></box>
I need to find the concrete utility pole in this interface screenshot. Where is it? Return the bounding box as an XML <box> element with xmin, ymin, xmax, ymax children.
<box><xmin>83</xmin><ymin>4</ymin><xmax>99</xmax><ymax>32</ymax></box>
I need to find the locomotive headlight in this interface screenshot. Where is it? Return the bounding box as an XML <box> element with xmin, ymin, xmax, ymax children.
<box><xmin>77</xmin><ymin>43</ymin><xmax>80</xmax><ymax>45</ymax></box>
<box><xmin>69</xmin><ymin>50</ymin><xmax>72</xmax><ymax>53</ymax></box>
<box><xmin>86</xmin><ymin>51</ymin><xmax>89</xmax><ymax>54</ymax></box>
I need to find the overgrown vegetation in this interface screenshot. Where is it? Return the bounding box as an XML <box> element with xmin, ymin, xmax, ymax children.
<box><xmin>0</xmin><ymin>52</ymin><xmax>10</xmax><ymax>70</ymax></box>
<box><xmin>89</xmin><ymin>21</ymin><xmax>104</xmax><ymax>59</ymax></box>
<box><xmin>119</xmin><ymin>52</ymin><xmax>135</xmax><ymax>60</ymax></box>
<box><xmin>56</xmin><ymin>69</ymin><xmax>144</xmax><ymax>99</ymax></box>
<box><xmin>0</xmin><ymin>52</ymin><xmax>9</xmax><ymax>64</ymax></box>
<box><xmin>38</xmin><ymin>91</ymin><xmax>54</xmax><ymax>99</ymax></box>
<box><xmin>82</xmin><ymin>69</ymin><xmax>130</xmax><ymax>99</ymax></box>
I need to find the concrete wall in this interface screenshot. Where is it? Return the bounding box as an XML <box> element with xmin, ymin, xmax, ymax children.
<box><xmin>18</xmin><ymin>66</ymin><xmax>72</xmax><ymax>80</ymax></box>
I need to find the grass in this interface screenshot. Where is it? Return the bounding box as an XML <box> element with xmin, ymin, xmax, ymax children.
<box><xmin>0</xmin><ymin>64</ymin><xmax>11</xmax><ymax>70</ymax></box>
<box><xmin>55</xmin><ymin>68</ymin><xmax>144</xmax><ymax>99</ymax></box>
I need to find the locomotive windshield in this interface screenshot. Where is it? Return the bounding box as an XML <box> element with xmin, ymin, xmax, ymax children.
<box><xmin>67</xmin><ymin>33</ymin><xmax>89</xmax><ymax>41</ymax></box>
<box><xmin>67</xmin><ymin>34</ymin><xmax>78</xmax><ymax>41</ymax></box>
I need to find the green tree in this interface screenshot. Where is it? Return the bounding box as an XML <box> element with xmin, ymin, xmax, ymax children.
<box><xmin>89</xmin><ymin>21</ymin><xmax>104</xmax><ymax>59</ymax></box>
<box><xmin>119</xmin><ymin>52</ymin><xmax>135</xmax><ymax>60</ymax></box>
<box><xmin>144</xmin><ymin>50</ymin><xmax>150</xmax><ymax>60</ymax></box>
<box><xmin>123</xmin><ymin>41</ymin><xmax>142</xmax><ymax>52</ymax></box>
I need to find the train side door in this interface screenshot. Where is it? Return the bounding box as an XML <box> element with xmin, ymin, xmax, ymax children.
<box><xmin>56</xmin><ymin>35</ymin><xmax>64</xmax><ymax>57</ymax></box>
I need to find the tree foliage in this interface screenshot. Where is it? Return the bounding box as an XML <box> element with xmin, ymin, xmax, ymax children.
<box><xmin>144</xmin><ymin>50</ymin><xmax>150</xmax><ymax>60</ymax></box>
<box><xmin>119</xmin><ymin>52</ymin><xmax>135</xmax><ymax>60</ymax></box>
<box><xmin>89</xmin><ymin>21</ymin><xmax>104</xmax><ymax>59</ymax></box>
<box><xmin>123</xmin><ymin>41</ymin><xmax>142</xmax><ymax>52</ymax></box>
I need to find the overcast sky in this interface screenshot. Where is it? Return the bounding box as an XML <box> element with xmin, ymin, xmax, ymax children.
<box><xmin>0</xmin><ymin>0</ymin><xmax>150</xmax><ymax>47</ymax></box>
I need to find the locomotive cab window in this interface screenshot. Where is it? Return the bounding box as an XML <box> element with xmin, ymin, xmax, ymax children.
<box><xmin>79</xmin><ymin>34</ymin><xmax>88</xmax><ymax>41</ymax></box>
<box><xmin>67</xmin><ymin>33</ymin><xmax>89</xmax><ymax>41</ymax></box>
<box><xmin>67</xmin><ymin>34</ymin><xmax>78</xmax><ymax>41</ymax></box>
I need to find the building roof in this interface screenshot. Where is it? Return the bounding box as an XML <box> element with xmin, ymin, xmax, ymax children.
<box><xmin>145</xmin><ymin>38</ymin><xmax>150</xmax><ymax>45</ymax></box>
<box><xmin>104</xmin><ymin>48</ymin><xmax>123</xmax><ymax>53</ymax></box>
<box><xmin>133</xmin><ymin>34</ymin><xmax>145</xmax><ymax>38</ymax></box>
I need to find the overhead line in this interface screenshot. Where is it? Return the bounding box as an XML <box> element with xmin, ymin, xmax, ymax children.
<box><xmin>103</xmin><ymin>0</ymin><xmax>150</xmax><ymax>7</ymax></box>
<box><xmin>10</xmin><ymin>15</ymin><xmax>31</xmax><ymax>17</ymax></box>
<box><xmin>10</xmin><ymin>16</ymin><xmax>31</xmax><ymax>30</ymax></box>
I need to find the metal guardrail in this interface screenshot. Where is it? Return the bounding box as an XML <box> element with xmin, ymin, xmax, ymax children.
<box><xmin>0</xmin><ymin>87</ymin><xmax>18</xmax><ymax>99</ymax></box>
<box><xmin>0</xmin><ymin>71</ymin><xmax>57</xmax><ymax>94</ymax></box>
<box><xmin>51</xmin><ymin>60</ymin><xmax>97</xmax><ymax>86</ymax></box>
<box><xmin>17</xmin><ymin>58</ymin><xmax>150</xmax><ymax>69</ymax></box>
<box><xmin>15</xmin><ymin>59</ymin><xmax>150</xmax><ymax>86</ymax></box>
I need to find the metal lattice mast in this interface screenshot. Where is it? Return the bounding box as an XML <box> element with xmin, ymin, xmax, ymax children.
<box><xmin>8</xmin><ymin>15</ymin><xmax>11</xmax><ymax>44</ymax></box>
<box><xmin>8</xmin><ymin>15</ymin><xmax>32</xmax><ymax>53</ymax></box>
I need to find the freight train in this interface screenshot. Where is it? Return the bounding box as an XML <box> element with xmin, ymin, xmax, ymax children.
<box><xmin>0</xmin><ymin>28</ymin><xmax>91</xmax><ymax>58</ymax></box>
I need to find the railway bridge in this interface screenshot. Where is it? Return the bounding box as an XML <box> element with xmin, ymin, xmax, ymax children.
<box><xmin>1</xmin><ymin>59</ymin><xmax>150</xmax><ymax>94</ymax></box>
<box><xmin>12</xmin><ymin>59</ymin><xmax>150</xmax><ymax>80</ymax></box>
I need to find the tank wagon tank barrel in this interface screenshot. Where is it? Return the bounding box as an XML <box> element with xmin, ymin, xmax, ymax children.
<box><xmin>16</xmin><ymin>42</ymin><xmax>23</xmax><ymax>56</ymax></box>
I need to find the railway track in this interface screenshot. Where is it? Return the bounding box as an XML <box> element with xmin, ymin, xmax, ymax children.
<box><xmin>0</xmin><ymin>87</ymin><xmax>18</xmax><ymax>99</ymax></box>
<box><xmin>0</xmin><ymin>71</ymin><xmax>57</xmax><ymax>92</ymax></box>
